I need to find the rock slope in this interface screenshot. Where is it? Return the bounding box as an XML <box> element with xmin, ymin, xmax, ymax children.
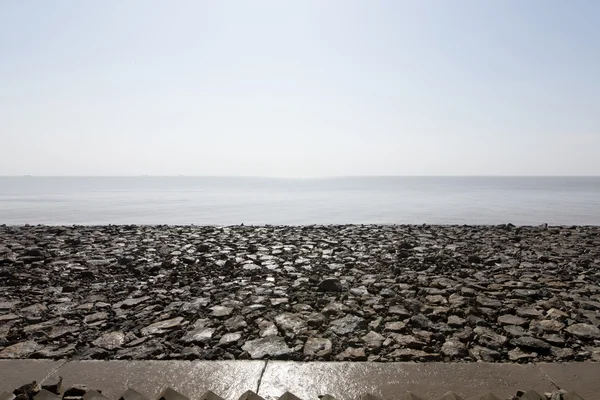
<box><xmin>0</xmin><ymin>224</ymin><xmax>599</xmax><ymax>362</ymax></box>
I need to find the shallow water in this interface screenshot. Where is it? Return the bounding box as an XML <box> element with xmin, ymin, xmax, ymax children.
<box><xmin>0</xmin><ymin>176</ymin><xmax>599</xmax><ymax>225</ymax></box>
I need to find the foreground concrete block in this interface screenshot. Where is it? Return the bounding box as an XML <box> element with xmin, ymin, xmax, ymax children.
<box><xmin>0</xmin><ymin>360</ymin><xmax>63</xmax><ymax>395</ymax></box>
<box><xmin>537</xmin><ymin>363</ymin><xmax>600</xmax><ymax>400</ymax></box>
<box><xmin>34</xmin><ymin>389</ymin><xmax>61</xmax><ymax>400</ymax></box>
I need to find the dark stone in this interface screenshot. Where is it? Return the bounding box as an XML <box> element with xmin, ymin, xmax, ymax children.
<box><xmin>410</xmin><ymin>314</ymin><xmax>432</xmax><ymax>329</ymax></box>
<box><xmin>317</xmin><ymin>278</ymin><xmax>343</xmax><ymax>292</ymax></box>
<box><xmin>510</xmin><ymin>336</ymin><xmax>551</xmax><ymax>351</ymax></box>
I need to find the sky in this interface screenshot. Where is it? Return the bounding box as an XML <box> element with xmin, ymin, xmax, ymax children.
<box><xmin>1</xmin><ymin>0</ymin><xmax>599</xmax><ymax>177</ymax></box>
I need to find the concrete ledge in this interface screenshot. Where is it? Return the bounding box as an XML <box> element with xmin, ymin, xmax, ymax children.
<box><xmin>1</xmin><ymin>361</ymin><xmax>598</xmax><ymax>400</ymax></box>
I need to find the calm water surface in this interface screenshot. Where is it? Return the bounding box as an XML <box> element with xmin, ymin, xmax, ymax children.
<box><xmin>0</xmin><ymin>177</ymin><xmax>599</xmax><ymax>225</ymax></box>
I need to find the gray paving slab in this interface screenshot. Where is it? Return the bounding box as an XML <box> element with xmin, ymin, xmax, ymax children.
<box><xmin>537</xmin><ymin>363</ymin><xmax>600</xmax><ymax>400</ymax></box>
<box><xmin>43</xmin><ymin>361</ymin><xmax>266</xmax><ymax>400</ymax></box>
<box><xmin>0</xmin><ymin>360</ymin><xmax>65</xmax><ymax>394</ymax></box>
<box><xmin>257</xmin><ymin>362</ymin><xmax>556</xmax><ymax>400</ymax></box>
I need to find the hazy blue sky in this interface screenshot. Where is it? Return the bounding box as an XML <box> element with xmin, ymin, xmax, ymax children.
<box><xmin>1</xmin><ymin>0</ymin><xmax>599</xmax><ymax>176</ymax></box>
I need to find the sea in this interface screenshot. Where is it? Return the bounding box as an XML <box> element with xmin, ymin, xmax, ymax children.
<box><xmin>0</xmin><ymin>176</ymin><xmax>599</xmax><ymax>226</ymax></box>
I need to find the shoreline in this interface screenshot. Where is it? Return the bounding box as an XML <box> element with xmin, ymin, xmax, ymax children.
<box><xmin>2</xmin><ymin>223</ymin><xmax>600</xmax><ymax>227</ymax></box>
<box><xmin>1</xmin><ymin>224</ymin><xmax>599</xmax><ymax>362</ymax></box>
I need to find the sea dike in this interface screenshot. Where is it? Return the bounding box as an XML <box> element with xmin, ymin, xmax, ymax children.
<box><xmin>0</xmin><ymin>224</ymin><xmax>599</xmax><ymax>362</ymax></box>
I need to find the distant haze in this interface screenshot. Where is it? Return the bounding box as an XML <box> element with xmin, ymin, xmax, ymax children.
<box><xmin>1</xmin><ymin>1</ymin><xmax>599</xmax><ymax>177</ymax></box>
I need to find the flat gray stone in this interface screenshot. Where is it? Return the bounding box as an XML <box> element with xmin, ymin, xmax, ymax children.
<box><xmin>182</xmin><ymin>320</ymin><xmax>215</xmax><ymax>343</ymax></box>
<box><xmin>0</xmin><ymin>341</ymin><xmax>41</xmax><ymax>358</ymax></box>
<box><xmin>92</xmin><ymin>331</ymin><xmax>126</xmax><ymax>350</ymax></box>
<box><xmin>511</xmin><ymin>336</ymin><xmax>551</xmax><ymax>350</ymax></box>
<box><xmin>180</xmin><ymin>298</ymin><xmax>210</xmax><ymax>312</ymax></box>
<box><xmin>210</xmin><ymin>306</ymin><xmax>234</xmax><ymax>317</ymax></box>
<box><xmin>84</xmin><ymin>312</ymin><xmax>108</xmax><ymax>324</ymax></box>
<box><xmin>258</xmin><ymin>320</ymin><xmax>279</xmax><ymax>337</ymax></box>
<box><xmin>335</xmin><ymin>347</ymin><xmax>366</xmax><ymax>361</ymax></box>
<box><xmin>274</xmin><ymin>313</ymin><xmax>307</xmax><ymax>337</ymax></box>
<box><xmin>115</xmin><ymin>297</ymin><xmax>150</xmax><ymax>309</ymax></box>
<box><xmin>329</xmin><ymin>314</ymin><xmax>365</xmax><ymax>335</ymax></box>
<box><xmin>141</xmin><ymin>317</ymin><xmax>185</xmax><ymax>336</ymax></box>
<box><xmin>517</xmin><ymin>307</ymin><xmax>544</xmax><ymax>319</ymax></box>
<box><xmin>497</xmin><ymin>315</ymin><xmax>528</xmax><ymax>326</ymax></box>
<box><xmin>565</xmin><ymin>323</ymin><xmax>600</xmax><ymax>340</ymax></box>
<box><xmin>538</xmin><ymin>320</ymin><xmax>565</xmax><ymax>332</ymax></box>
<box><xmin>361</xmin><ymin>331</ymin><xmax>385</xmax><ymax>350</ymax></box>
<box><xmin>474</xmin><ymin>327</ymin><xmax>508</xmax><ymax>349</ymax></box>
<box><xmin>219</xmin><ymin>332</ymin><xmax>242</xmax><ymax>345</ymax></box>
<box><xmin>242</xmin><ymin>336</ymin><xmax>292</xmax><ymax>359</ymax></box>
<box><xmin>0</xmin><ymin>301</ymin><xmax>19</xmax><ymax>311</ymax></box>
<box><xmin>303</xmin><ymin>338</ymin><xmax>332</xmax><ymax>357</ymax></box>
<box><xmin>441</xmin><ymin>339</ymin><xmax>468</xmax><ymax>358</ymax></box>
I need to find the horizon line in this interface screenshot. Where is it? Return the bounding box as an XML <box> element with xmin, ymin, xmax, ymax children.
<box><xmin>1</xmin><ymin>174</ymin><xmax>600</xmax><ymax>179</ymax></box>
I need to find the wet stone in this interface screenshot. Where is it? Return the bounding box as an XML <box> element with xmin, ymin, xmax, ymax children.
<box><xmin>180</xmin><ymin>298</ymin><xmax>210</xmax><ymax>312</ymax></box>
<box><xmin>115</xmin><ymin>297</ymin><xmax>150</xmax><ymax>309</ymax></box>
<box><xmin>141</xmin><ymin>317</ymin><xmax>184</xmax><ymax>336</ymax></box>
<box><xmin>219</xmin><ymin>332</ymin><xmax>242</xmax><ymax>345</ymax></box>
<box><xmin>303</xmin><ymin>337</ymin><xmax>332</xmax><ymax>357</ymax></box>
<box><xmin>474</xmin><ymin>327</ymin><xmax>508</xmax><ymax>349</ymax></box>
<box><xmin>447</xmin><ymin>315</ymin><xmax>466</xmax><ymax>327</ymax></box>
<box><xmin>321</xmin><ymin>302</ymin><xmax>349</xmax><ymax>316</ymax></box>
<box><xmin>241</xmin><ymin>336</ymin><xmax>292</xmax><ymax>359</ymax></box>
<box><xmin>393</xmin><ymin>334</ymin><xmax>425</xmax><ymax>349</ymax></box>
<box><xmin>275</xmin><ymin>313</ymin><xmax>307</xmax><ymax>337</ymax></box>
<box><xmin>84</xmin><ymin>312</ymin><xmax>108</xmax><ymax>324</ymax></box>
<box><xmin>410</xmin><ymin>314</ymin><xmax>432</xmax><ymax>329</ymax></box>
<box><xmin>544</xmin><ymin>334</ymin><xmax>566</xmax><ymax>346</ymax></box>
<box><xmin>383</xmin><ymin>321</ymin><xmax>406</xmax><ymax>332</ymax></box>
<box><xmin>389</xmin><ymin>348</ymin><xmax>440</xmax><ymax>361</ymax></box>
<box><xmin>470</xmin><ymin>345</ymin><xmax>501</xmax><ymax>362</ymax></box>
<box><xmin>48</xmin><ymin>325</ymin><xmax>80</xmax><ymax>339</ymax></box>
<box><xmin>565</xmin><ymin>323</ymin><xmax>600</xmax><ymax>340</ymax></box>
<box><xmin>362</xmin><ymin>331</ymin><xmax>385</xmax><ymax>349</ymax></box>
<box><xmin>115</xmin><ymin>343</ymin><xmax>163</xmax><ymax>359</ymax></box>
<box><xmin>335</xmin><ymin>347</ymin><xmax>366</xmax><ymax>361</ymax></box>
<box><xmin>476</xmin><ymin>296</ymin><xmax>502</xmax><ymax>309</ymax></box>
<box><xmin>329</xmin><ymin>314</ymin><xmax>365</xmax><ymax>335</ymax></box>
<box><xmin>0</xmin><ymin>314</ymin><xmax>19</xmax><ymax>322</ymax></box>
<box><xmin>516</xmin><ymin>307</ymin><xmax>544</xmax><ymax>319</ymax></box>
<box><xmin>0</xmin><ymin>301</ymin><xmax>19</xmax><ymax>311</ymax></box>
<box><xmin>0</xmin><ymin>340</ymin><xmax>41</xmax><ymax>358</ymax></box>
<box><xmin>210</xmin><ymin>306</ymin><xmax>234</xmax><ymax>317</ymax></box>
<box><xmin>441</xmin><ymin>339</ymin><xmax>468</xmax><ymax>359</ymax></box>
<box><xmin>182</xmin><ymin>320</ymin><xmax>215</xmax><ymax>343</ymax></box>
<box><xmin>225</xmin><ymin>316</ymin><xmax>247</xmax><ymax>332</ymax></box>
<box><xmin>258</xmin><ymin>320</ymin><xmax>279</xmax><ymax>337</ymax></box>
<box><xmin>388</xmin><ymin>306</ymin><xmax>411</xmax><ymax>319</ymax></box>
<box><xmin>510</xmin><ymin>336</ymin><xmax>551</xmax><ymax>351</ymax></box>
<box><xmin>503</xmin><ymin>325</ymin><xmax>528</xmax><ymax>337</ymax></box>
<box><xmin>538</xmin><ymin>319</ymin><xmax>565</xmax><ymax>332</ymax></box>
<box><xmin>92</xmin><ymin>331</ymin><xmax>126</xmax><ymax>350</ymax></box>
<box><xmin>508</xmin><ymin>348</ymin><xmax>537</xmax><ymax>361</ymax></box>
<box><xmin>497</xmin><ymin>314</ymin><xmax>529</xmax><ymax>327</ymax></box>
